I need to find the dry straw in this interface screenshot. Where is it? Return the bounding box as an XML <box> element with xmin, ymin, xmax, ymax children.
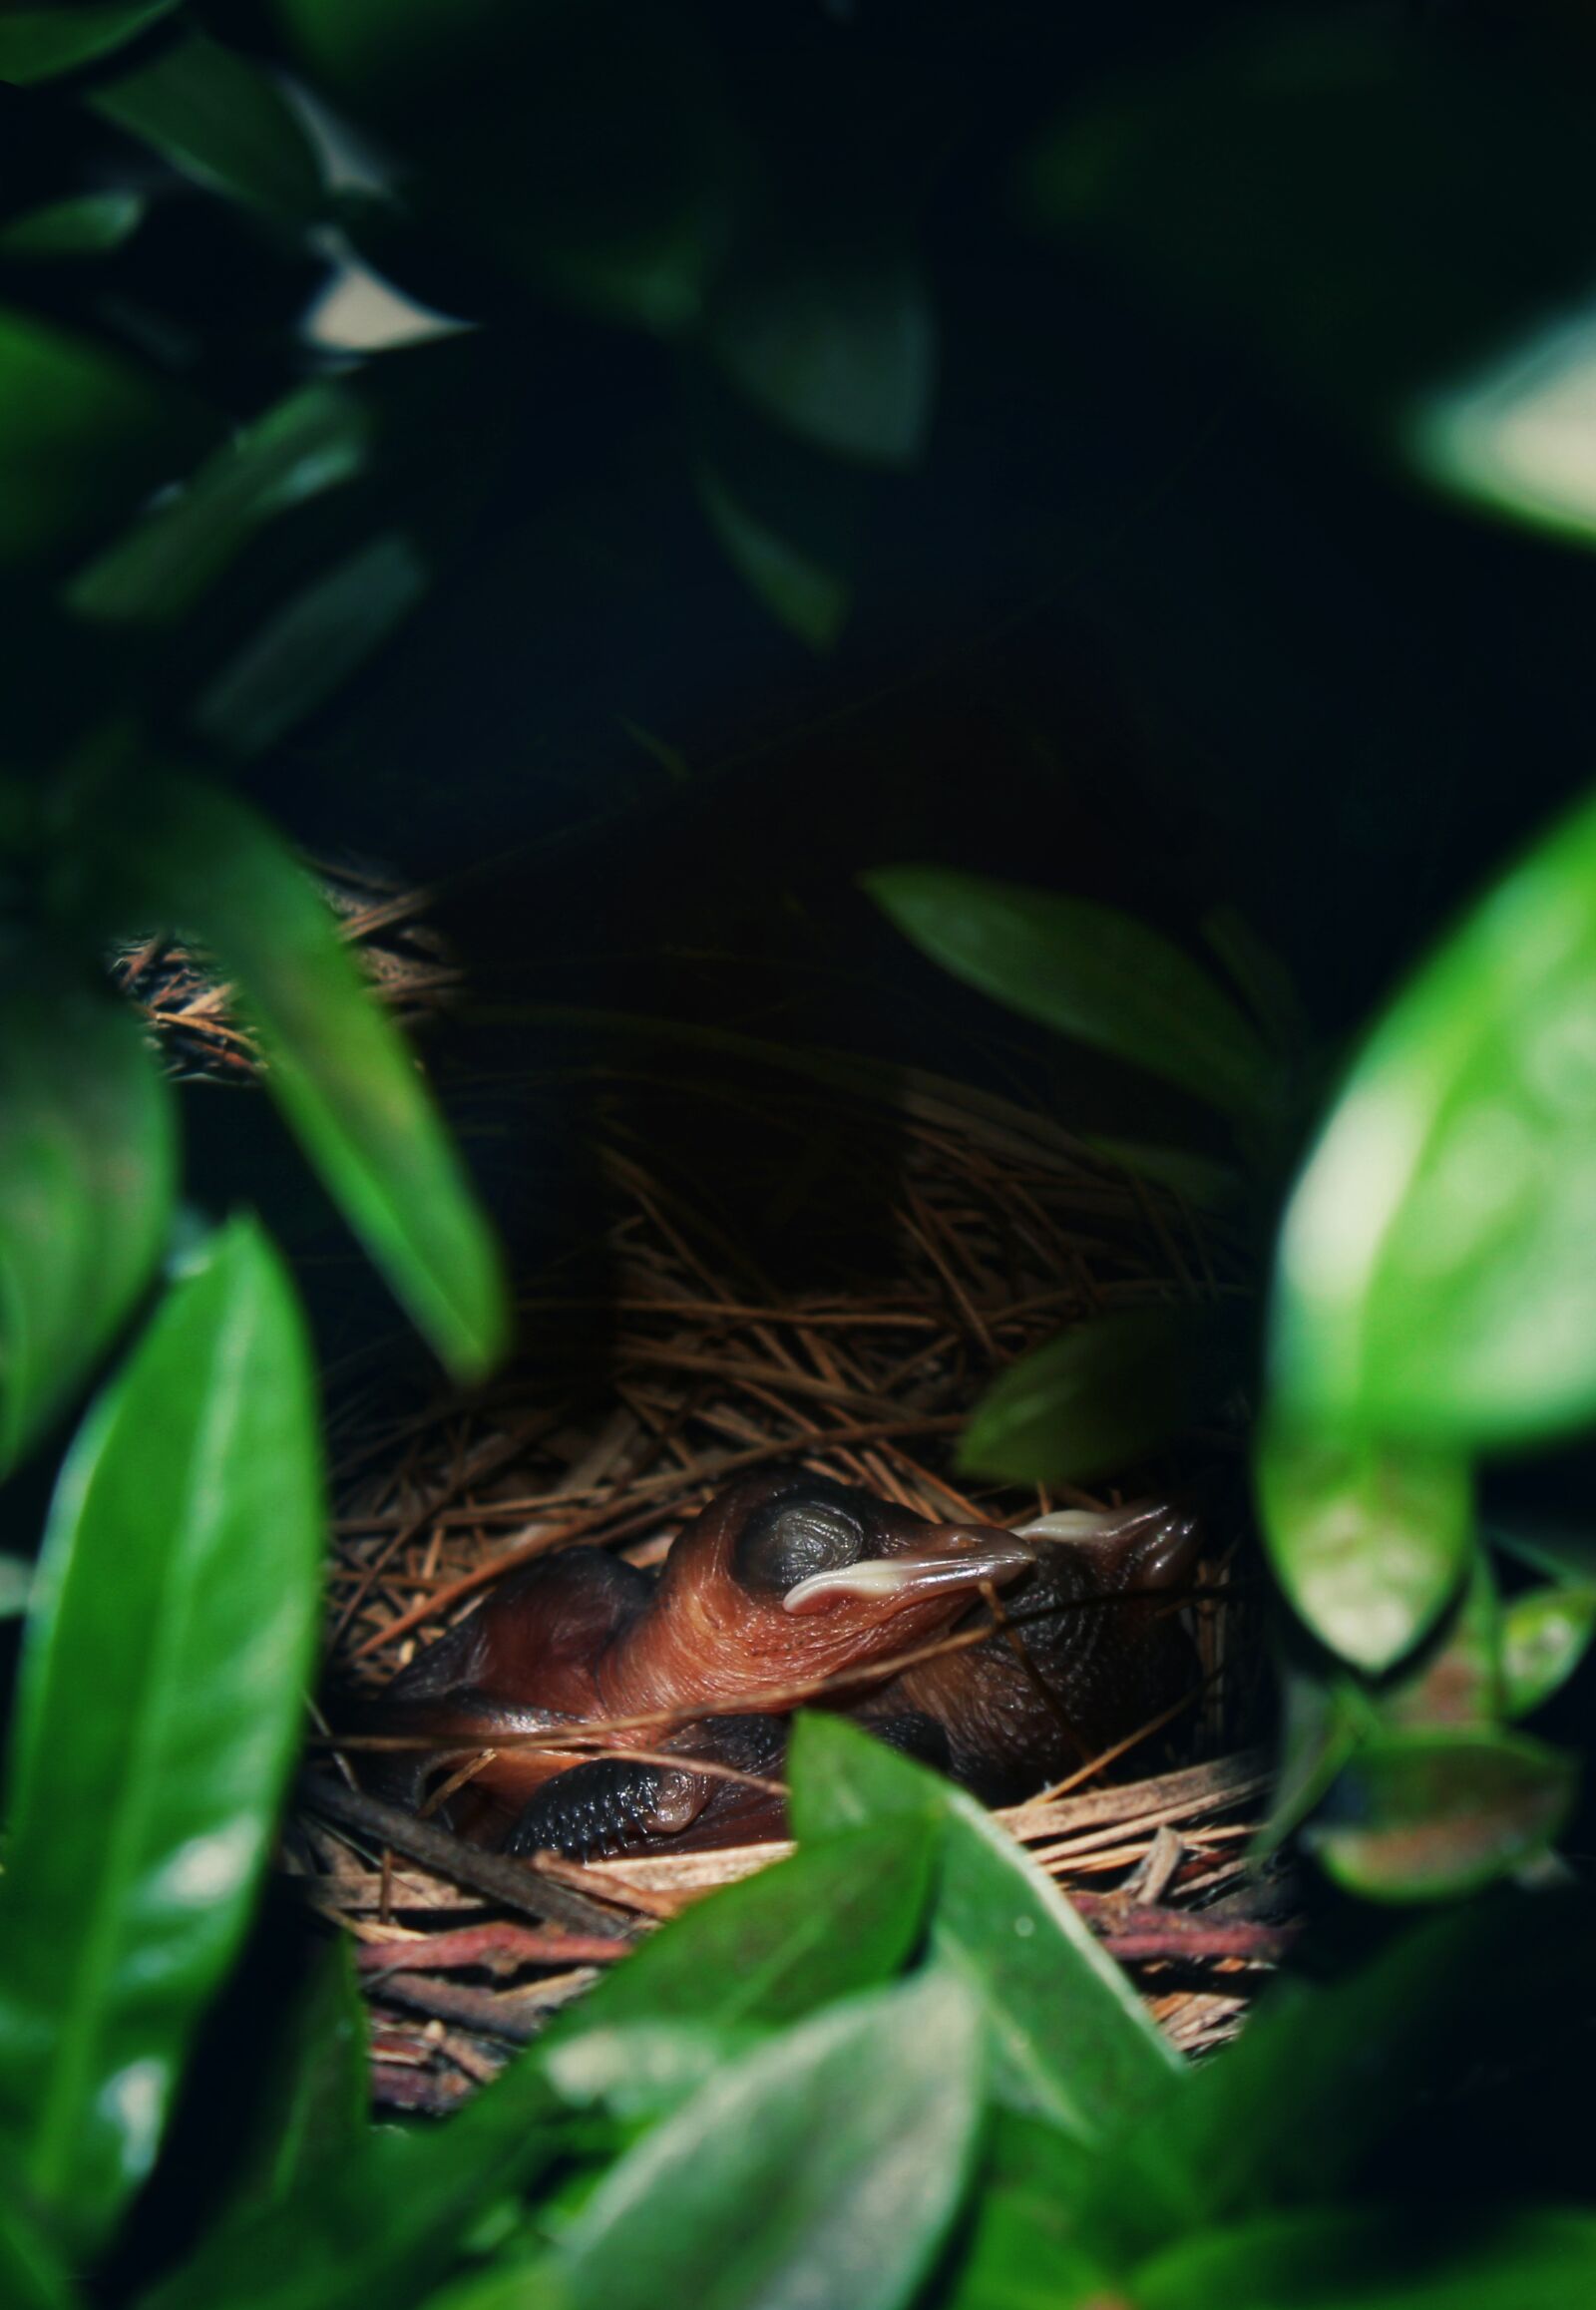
<box><xmin>290</xmin><ymin>1044</ymin><xmax>1283</xmax><ymax>2114</ymax></box>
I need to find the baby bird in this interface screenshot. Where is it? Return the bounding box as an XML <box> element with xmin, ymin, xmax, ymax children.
<box><xmin>355</xmin><ymin>1468</ymin><xmax>1198</xmax><ymax>1858</ymax></box>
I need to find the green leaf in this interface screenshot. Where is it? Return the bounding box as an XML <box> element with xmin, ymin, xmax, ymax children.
<box><xmin>1273</xmin><ymin>784</ymin><xmax>1596</xmax><ymax>1447</ymax></box>
<box><xmin>0</xmin><ymin>303</ymin><xmax>211</xmax><ymax>567</ymax></box>
<box><xmin>94</xmin><ymin>772</ymin><xmax>508</xmax><ymax>1379</ymax></box>
<box><xmin>1080</xmin><ymin>1136</ymin><xmax>1243</xmax><ymax>1211</ymax></box>
<box><xmin>0</xmin><ymin>1219</ymin><xmax>322</xmax><ymax>2257</ymax></box>
<box><xmin>0</xmin><ymin>2191</ymin><xmax>76</xmax><ymax>2310</ymax></box>
<box><xmin>0</xmin><ymin>0</ymin><xmax>177</xmax><ymax>83</ymax></box>
<box><xmin>274</xmin><ymin>0</ymin><xmax>741</xmax><ymax>333</ymax></box>
<box><xmin>1108</xmin><ymin>1888</ymin><xmax>1592</xmax><ymax>2245</ymax></box>
<box><xmin>1254</xmin><ymin>1650</ymin><xmax>1368</xmax><ymax>1856</ymax></box>
<box><xmin>91</xmin><ymin>31</ymin><xmax>323</xmax><ymax>223</ymax></box>
<box><xmin>864</xmin><ymin>867</ymin><xmax>1274</xmax><ymax>1124</ymax></box>
<box><xmin>194</xmin><ymin>530</ymin><xmax>429</xmax><ymax>755</ymax></box>
<box><xmin>542</xmin><ymin>1814</ymin><xmax>936</xmax><ymax>2123</ymax></box>
<box><xmin>697</xmin><ymin>464</ymin><xmax>851</xmax><ymax>649</ymax></box>
<box><xmin>147</xmin><ymin>2041</ymin><xmax>560</xmax><ymax>2310</ymax></box>
<box><xmin>1130</xmin><ymin>2206</ymin><xmax>1596</xmax><ymax>2310</ymax></box>
<box><xmin>1500</xmin><ymin>1583</ymin><xmax>1596</xmax><ymax>1718</ymax></box>
<box><xmin>788</xmin><ymin>1715</ymin><xmax>1179</xmax><ymax>2141</ymax></box>
<box><xmin>705</xmin><ymin>237</ymin><xmax>936</xmax><ymax>469</ymax></box>
<box><xmin>0</xmin><ymin>193</ymin><xmax>145</xmax><ymax>259</ymax></box>
<box><xmin>1029</xmin><ymin>14</ymin><xmax>1596</xmax><ymax>429</ymax></box>
<box><xmin>939</xmin><ymin>2113</ymin><xmax>1110</xmax><ymax>2310</ymax></box>
<box><xmin>491</xmin><ymin>1973</ymin><xmax>984</xmax><ymax>2310</ymax></box>
<box><xmin>1255</xmin><ymin>1419</ymin><xmax>1471</xmax><ymax>1673</ymax></box>
<box><xmin>0</xmin><ymin>974</ymin><xmax>176</xmax><ymax>1477</ymax></box>
<box><xmin>1311</xmin><ymin>1729</ymin><xmax>1576</xmax><ymax>1901</ymax></box>
<box><xmin>68</xmin><ymin>384</ymin><xmax>373</xmax><ymax>626</ymax></box>
<box><xmin>0</xmin><ymin>1558</ymin><xmax>32</xmax><ymax>1618</ymax></box>
<box><xmin>959</xmin><ymin>1303</ymin><xmax>1236</xmax><ymax>1487</ymax></box>
<box><xmin>1200</xmin><ymin>905</ymin><xmax>1311</xmax><ymax>1057</ymax></box>
<box><xmin>1380</xmin><ymin>1555</ymin><xmax>1501</xmax><ymax>1732</ymax></box>
<box><xmin>219</xmin><ymin>1939</ymin><xmax>370</xmax><ymax>2228</ymax></box>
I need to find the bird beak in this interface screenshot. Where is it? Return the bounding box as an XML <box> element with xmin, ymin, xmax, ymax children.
<box><xmin>782</xmin><ymin>1525</ymin><xmax>1034</xmax><ymax>1616</ymax></box>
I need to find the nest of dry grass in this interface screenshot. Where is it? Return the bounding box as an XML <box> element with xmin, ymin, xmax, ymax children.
<box><xmin>291</xmin><ymin>1050</ymin><xmax>1284</xmax><ymax>2114</ymax></box>
<box><xmin>110</xmin><ymin>852</ymin><xmax>460</xmax><ymax>1081</ymax></box>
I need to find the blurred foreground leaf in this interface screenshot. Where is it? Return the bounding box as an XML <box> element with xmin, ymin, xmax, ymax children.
<box><xmin>194</xmin><ymin>530</ymin><xmax>429</xmax><ymax>754</ymax></box>
<box><xmin>69</xmin><ymin>384</ymin><xmax>373</xmax><ymax>625</ymax></box>
<box><xmin>1129</xmin><ymin>2205</ymin><xmax>1596</xmax><ymax>2309</ymax></box>
<box><xmin>865</xmin><ymin>867</ymin><xmax>1274</xmax><ymax>1125</ymax></box>
<box><xmin>1312</xmin><ymin>1730</ymin><xmax>1576</xmax><ymax>1901</ymax></box>
<box><xmin>1501</xmin><ymin>1583</ymin><xmax>1596</xmax><ymax>1718</ymax></box>
<box><xmin>95</xmin><ymin>773</ymin><xmax>507</xmax><ymax>1378</ymax></box>
<box><xmin>91</xmin><ymin>32</ymin><xmax>323</xmax><ymax>223</ymax></box>
<box><xmin>788</xmin><ymin>1715</ymin><xmax>1179</xmax><ymax>2140</ymax></box>
<box><xmin>0</xmin><ymin>194</ymin><xmax>145</xmax><ymax>259</ymax></box>
<box><xmin>698</xmin><ymin>464</ymin><xmax>850</xmax><ymax>649</ymax></box>
<box><xmin>960</xmin><ymin>1303</ymin><xmax>1238</xmax><ymax>1487</ymax></box>
<box><xmin>1274</xmin><ymin>786</ymin><xmax>1596</xmax><ymax>1447</ymax></box>
<box><xmin>939</xmin><ymin>2114</ymin><xmax>1107</xmax><ymax>2310</ymax></box>
<box><xmin>472</xmin><ymin>1973</ymin><xmax>983</xmax><ymax>2310</ymax></box>
<box><xmin>149</xmin><ymin>2039</ymin><xmax>559</xmax><ymax>2310</ymax></box>
<box><xmin>0</xmin><ymin>0</ymin><xmax>176</xmax><ymax>83</ymax></box>
<box><xmin>0</xmin><ymin>2191</ymin><xmax>74</xmax><ymax>2310</ymax></box>
<box><xmin>706</xmin><ymin>237</ymin><xmax>935</xmax><ymax>468</ymax></box>
<box><xmin>1111</xmin><ymin>1889</ymin><xmax>1592</xmax><ymax>2245</ymax></box>
<box><xmin>0</xmin><ymin>1220</ymin><xmax>321</xmax><ymax>2258</ymax></box>
<box><xmin>219</xmin><ymin>1939</ymin><xmax>370</xmax><ymax>2230</ymax></box>
<box><xmin>0</xmin><ymin>975</ymin><xmax>175</xmax><ymax>1477</ymax></box>
<box><xmin>0</xmin><ymin>304</ymin><xmax>210</xmax><ymax>567</ymax></box>
<box><xmin>1256</xmin><ymin>1420</ymin><xmax>1471</xmax><ymax>1673</ymax></box>
<box><xmin>542</xmin><ymin>1814</ymin><xmax>935</xmax><ymax>2123</ymax></box>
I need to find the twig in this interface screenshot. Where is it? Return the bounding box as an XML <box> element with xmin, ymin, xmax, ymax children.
<box><xmin>296</xmin><ymin>1771</ymin><xmax>644</xmax><ymax>1941</ymax></box>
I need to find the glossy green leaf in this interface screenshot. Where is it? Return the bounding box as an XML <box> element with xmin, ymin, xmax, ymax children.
<box><xmin>542</xmin><ymin>1814</ymin><xmax>936</xmax><ymax>2122</ymax></box>
<box><xmin>1254</xmin><ymin>1651</ymin><xmax>1369</xmax><ymax>1856</ymax></box>
<box><xmin>1274</xmin><ymin>785</ymin><xmax>1596</xmax><ymax>1446</ymax></box>
<box><xmin>0</xmin><ymin>193</ymin><xmax>145</xmax><ymax>259</ymax></box>
<box><xmin>275</xmin><ymin>0</ymin><xmax>740</xmax><ymax>335</ymax></box>
<box><xmin>788</xmin><ymin>1715</ymin><xmax>1179</xmax><ymax>2140</ymax></box>
<box><xmin>1081</xmin><ymin>1136</ymin><xmax>1243</xmax><ymax>1211</ymax></box>
<box><xmin>698</xmin><ymin>464</ymin><xmax>850</xmax><ymax>649</ymax></box>
<box><xmin>68</xmin><ymin>384</ymin><xmax>372</xmax><ymax>625</ymax></box>
<box><xmin>1488</xmin><ymin>1518</ymin><xmax>1596</xmax><ymax>1585</ymax></box>
<box><xmin>0</xmin><ymin>0</ymin><xmax>176</xmax><ymax>83</ymax></box>
<box><xmin>96</xmin><ymin>773</ymin><xmax>507</xmax><ymax>1379</ymax></box>
<box><xmin>0</xmin><ymin>1558</ymin><xmax>31</xmax><ymax>1618</ymax></box>
<box><xmin>1312</xmin><ymin>1729</ymin><xmax>1576</xmax><ymax>1901</ymax></box>
<box><xmin>1130</xmin><ymin>2206</ymin><xmax>1596</xmax><ymax>2310</ymax></box>
<box><xmin>148</xmin><ymin>2039</ymin><xmax>560</xmax><ymax>2310</ymax></box>
<box><xmin>194</xmin><ymin>530</ymin><xmax>429</xmax><ymax>755</ymax></box>
<box><xmin>1256</xmin><ymin>1419</ymin><xmax>1471</xmax><ymax>1673</ymax></box>
<box><xmin>0</xmin><ymin>975</ymin><xmax>175</xmax><ymax>1477</ymax></box>
<box><xmin>513</xmin><ymin>1973</ymin><xmax>983</xmax><ymax>2310</ymax></box>
<box><xmin>1029</xmin><ymin>14</ymin><xmax>1596</xmax><ymax>428</ymax></box>
<box><xmin>864</xmin><ymin>867</ymin><xmax>1274</xmax><ymax>1123</ymax></box>
<box><xmin>960</xmin><ymin>1303</ymin><xmax>1236</xmax><ymax>1487</ymax></box>
<box><xmin>219</xmin><ymin>1939</ymin><xmax>370</xmax><ymax>2229</ymax></box>
<box><xmin>706</xmin><ymin>238</ymin><xmax>936</xmax><ymax>468</ymax></box>
<box><xmin>1201</xmin><ymin>905</ymin><xmax>1311</xmax><ymax>1057</ymax></box>
<box><xmin>0</xmin><ymin>1220</ymin><xmax>322</xmax><ymax>2257</ymax></box>
<box><xmin>0</xmin><ymin>2190</ymin><xmax>76</xmax><ymax>2310</ymax></box>
<box><xmin>939</xmin><ymin>2113</ymin><xmax>1109</xmax><ymax>2310</ymax></box>
<box><xmin>0</xmin><ymin>303</ymin><xmax>210</xmax><ymax>567</ymax></box>
<box><xmin>1377</xmin><ymin>1555</ymin><xmax>1502</xmax><ymax>1732</ymax></box>
<box><xmin>1109</xmin><ymin>1888</ymin><xmax>1592</xmax><ymax>2246</ymax></box>
<box><xmin>1501</xmin><ymin>1583</ymin><xmax>1596</xmax><ymax>1717</ymax></box>
<box><xmin>91</xmin><ymin>31</ymin><xmax>323</xmax><ymax>223</ymax></box>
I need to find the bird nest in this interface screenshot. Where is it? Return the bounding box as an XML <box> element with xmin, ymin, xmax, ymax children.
<box><xmin>290</xmin><ymin>1050</ymin><xmax>1282</xmax><ymax>2115</ymax></box>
